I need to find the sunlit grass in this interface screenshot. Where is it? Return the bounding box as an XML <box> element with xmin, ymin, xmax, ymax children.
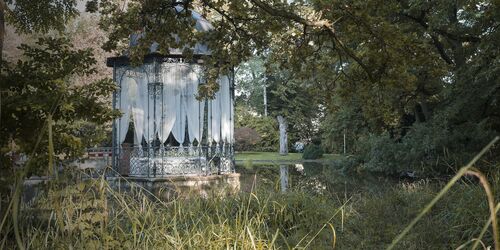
<box><xmin>1</xmin><ymin>164</ymin><xmax>499</xmax><ymax>249</ymax></box>
<box><xmin>235</xmin><ymin>151</ymin><xmax>341</xmax><ymax>162</ymax></box>
<box><xmin>1</xmin><ymin>172</ymin><xmax>345</xmax><ymax>249</ymax></box>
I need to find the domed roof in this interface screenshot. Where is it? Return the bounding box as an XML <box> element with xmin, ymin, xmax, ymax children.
<box><xmin>129</xmin><ymin>5</ymin><xmax>213</xmax><ymax>56</ymax></box>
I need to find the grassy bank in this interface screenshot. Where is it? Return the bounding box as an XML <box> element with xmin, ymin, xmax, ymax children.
<box><xmin>339</xmin><ymin>179</ymin><xmax>499</xmax><ymax>249</ymax></box>
<box><xmin>1</xmin><ymin>167</ymin><xmax>498</xmax><ymax>249</ymax></box>
<box><xmin>2</xmin><ymin>175</ymin><xmax>345</xmax><ymax>249</ymax></box>
<box><xmin>238</xmin><ymin>162</ymin><xmax>500</xmax><ymax>249</ymax></box>
<box><xmin>235</xmin><ymin>151</ymin><xmax>340</xmax><ymax>162</ymax></box>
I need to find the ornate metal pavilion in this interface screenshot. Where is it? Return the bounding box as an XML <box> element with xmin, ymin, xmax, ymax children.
<box><xmin>107</xmin><ymin>7</ymin><xmax>234</xmax><ymax>177</ymax></box>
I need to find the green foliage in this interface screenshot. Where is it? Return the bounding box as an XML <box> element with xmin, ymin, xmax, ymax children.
<box><xmin>310</xmin><ymin>0</ymin><xmax>500</xmax><ymax>175</ymax></box>
<box><xmin>337</xmin><ymin>179</ymin><xmax>497</xmax><ymax>249</ymax></box>
<box><xmin>321</xmin><ymin>100</ymin><xmax>369</xmax><ymax>154</ymax></box>
<box><xmin>235</xmin><ymin>106</ymin><xmax>279</xmax><ymax>151</ymax></box>
<box><xmin>234</xmin><ymin>127</ymin><xmax>261</xmax><ymax>151</ymax></box>
<box><xmin>6</xmin><ymin>170</ymin><xmax>342</xmax><ymax>249</ymax></box>
<box><xmin>356</xmin><ymin>133</ymin><xmax>407</xmax><ymax>174</ymax></box>
<box><xmin>236</xmin><ymin>56</ymin><xmax>323</xmax><ymax>144</ymax></box>
<box><xmin>266</xmin><ymin>68</ymin><xmax>323</xmax><ymax>143</ymax></box>
<box><xmin>5</xmin><ymin>0</ymin><xmax>79</xmax><ymax>34</ymax></box>
<box><xmin>354</xmin><ymin>120</ymin><xmax>498</xmax><ymax>175</ymax></box>
<box><xmin>235</xmin><ymin>57</ymin><xmax>267</xmax><ymax>114</ymax></box>
<box><xmin>0</xmin><ymin>37</ymin><xmax>118</xmax><ymax>176</ymax></box>
<box><xmin>302</xmin><ymin>144</ymin><xmax>324</xmax><ymax>160</ymax></box>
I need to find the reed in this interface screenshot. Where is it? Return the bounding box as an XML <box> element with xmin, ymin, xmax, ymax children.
<box><xmin>2</xmin><ymin>169</ymin><xmax>343</xmax><ymax>249</ymax></box>
<box><xmin>388</xmin><ymin>137</ymin><xmax>499</xmax><ymax>250</ymax></box>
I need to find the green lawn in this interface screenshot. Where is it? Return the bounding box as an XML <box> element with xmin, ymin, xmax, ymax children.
<box><xmin>235</xmin><ymin>151</ymin><xmax>341</xmax><ymax>161</ymax></box>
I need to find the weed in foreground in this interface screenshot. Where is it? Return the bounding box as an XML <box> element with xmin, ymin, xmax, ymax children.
<box><xmin>1</xmin><ymin>171</ymin><xmax>344</xmax><ymax>249</ymax></box>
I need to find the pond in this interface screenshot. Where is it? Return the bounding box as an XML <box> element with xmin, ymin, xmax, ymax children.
<box><xmin>16</xmin><ymin>161</ymin><xmax>495</xmax><ymax>249</ymax></box>
<box><xmin>236</xmin><ymin>161</ymin><xmax>399</xmax><ymax>197</ymax></box>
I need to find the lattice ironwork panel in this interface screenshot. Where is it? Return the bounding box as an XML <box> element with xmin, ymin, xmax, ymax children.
<box><xmin>115</xmin><ymin>145</ymin><xmax>234</xmax><ymax>177</ymax></box>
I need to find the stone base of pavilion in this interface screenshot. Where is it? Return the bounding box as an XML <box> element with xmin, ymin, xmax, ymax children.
<box><xmin>107</xmin><ymin>173</ymin><xmax>240</xmax><ymax>200</ymax></box>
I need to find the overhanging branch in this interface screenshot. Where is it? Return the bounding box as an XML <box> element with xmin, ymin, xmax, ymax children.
<box><xmin>248</xmin><ymin>0</ymin><xmax>374</xmax><ymax>82</ymax></box>
<box><xmin>401</xmin><ymin>12</ymin><xmax>454</xmax><ymax>65</ymax></box>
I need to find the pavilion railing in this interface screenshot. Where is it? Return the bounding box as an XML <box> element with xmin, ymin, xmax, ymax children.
<box><xmin>114</xmin><ymin>144</ymin><xmax>234</xmax><ymax>177</ymax></box>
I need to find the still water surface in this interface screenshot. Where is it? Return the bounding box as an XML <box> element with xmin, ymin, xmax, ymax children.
<box><xmin>236</xmin><ymin>162</ymin><xmax>398</xmax><ymax>196</ymax></box>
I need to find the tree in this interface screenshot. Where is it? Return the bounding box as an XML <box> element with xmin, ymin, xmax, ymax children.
<box><xmin>235</xmin><ymin>55</ymin><xmax>323</xmax><ymax>153</ymax></box>
<box><xmin>265</xmin><ymin>68</ymin><xmax>323</xmax><ymax>144</ymax></box>
<box><xmin>236</xmin><ymin>56</ymin><xmax>323</xmax><ymax>147</ymax></box>
<box><xmin>0</xmin><ymin>0</ymin><xmax>79</xmax><ymax>62</ymax></box>
<box><xmin>303</xmin><ymin>0</ymin><xmax>499</xmax><ymax>174</ymax></box>
<box><xmin>65</xmin><ymin>12</ymin><xmax>114</xmax><ymax>86</ymax></box>
<box><xmin>91</xmin><ymin>0</ymin><xmax>381</xmax><ymax>97</ymax></box>
<box><xmin>0</xmin><ymin>0</ymin><xmax>117</xmax><ymax>173</ymax></box>
<box><xmin>93</xmin><ymin>0</ymin><xmax>499</xmax><ymax>174</ymax></box>
<box><xmin>234</xmin><ymin>105</ymin><xmax>279</xmax><ymax>152</ymax></box>
<box><xmin>235</xmin><ymin>57</ymin><xmax>267</xmax><ymax>115</ymax></box>
<box><xmin>0</xmin><ymin>1</ymin><xmax>118</xmax><ymax>175</ymax></box>
<box><xmin>0</xmin><ymin>37</ymin><xmax>117</xmax><ymax>177</ymax></box>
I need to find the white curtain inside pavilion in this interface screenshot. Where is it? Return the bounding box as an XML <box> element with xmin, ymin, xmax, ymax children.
<box><xmin>116</xmin><ymin>64</ymin><xmax>233</xmax><ymax>149</ymax></box>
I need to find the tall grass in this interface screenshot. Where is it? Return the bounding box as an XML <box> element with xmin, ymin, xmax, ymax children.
<box><xmin>0</xmin><ymin>114</ymin><xmax>498</xmax><ymax>249</ymax></box>
<box><xmin>388</xmin><ymin>136</ymin><xmax>499</xmax><ymax>250</ymax></box>
<box><xmin>4</xmin><ymin>164</ymin><xmax>497</xmax><ymax>249</ymax></box>
<box><xmin>0</xmin><ymin>169</ymin><xmax>344</xmax><ymax>249</ymax></box>
<box><xmin>1</xmin><ymin>164</ymin><xmax>499</xmax><ymax>249</ymax></box>
<box><xmin>331</xmin><ymin>137</ymin><xmax>500</xmax><ymax>250</ymax></box>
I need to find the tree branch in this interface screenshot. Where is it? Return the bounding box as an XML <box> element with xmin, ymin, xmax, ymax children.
<box><xmin>433</xmin><ymin>28</ymin><xmax>480</xmax><ymax>43</ymax></box>
<box><xmin>200</xmin><ymin>0</ymin><xmax>260</xmax><ymax>45</ymax></box>
<box><xmin>429</xmin><ymin>34</ymin><xmax>454</xmax><ymax>65</ymax></box>
<box><xmin>248</xmin><ymin>0</ymin><xmax>374</xmax><ymax>82</ymax></box>
<box><xmin>401</xmin><ymin>12</ymin><xmax>455</xmax><ymax>65</ymax></box>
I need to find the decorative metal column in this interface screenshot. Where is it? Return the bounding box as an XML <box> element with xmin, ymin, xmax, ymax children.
<box><xmin>146</xmin><ymin>58</ymin><xmax>163</xmax><ymax>177</ymax></box>
<box><xmin>111</xmin><ymin>64</ymin><xmax>118</xmax><ymax>175</ymax></box>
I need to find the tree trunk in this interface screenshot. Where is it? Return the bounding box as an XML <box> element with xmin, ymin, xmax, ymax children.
<box><xmin>0</xmin><ymin>0</ymin><xmax>5</xmax><ymax>66</ymax></box>
<box><xmin>263</xmin><ymin>84</ymin><xmax>267</xmax><ymax>117</ymax></box>
<box><xmin>414</xmin><ymin>104</ymin><xmax>422</xmax><ymax>123</ymax></box>
<box><xmin>343</xmin><ymin>128</ymin><xmax>346</xmax><ymax>155</ymax></box>
<box><xmin>419</xmin><ymin>100</ymin><xmax>431</xmax><ymax>121</ymax></box>
<box><xmin>448</xmin><ymin>2</ymin><xmax>466</xmax><ymax>69</ymax></box>
<box><xmin>277</xmin><ymin>115</ymin><xmax>288</xmax><ymax>155</ymax></box>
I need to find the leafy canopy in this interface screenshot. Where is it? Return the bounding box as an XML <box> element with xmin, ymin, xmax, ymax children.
<box><xmin>4</xmin><ymin>0</ymin><xmax>79</xmax><ymax>34</ymax></box>
<box><xmin>0</xmin><ymin>37</ymin><xmax>118</xmax><ymax>176</ymax></box>
<box><xmin>90</xmin><ymin>0</ymin><xmax>499</xmax><ymax>174</ymax></box>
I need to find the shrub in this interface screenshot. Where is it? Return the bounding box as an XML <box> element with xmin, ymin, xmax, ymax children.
<box><xmin>235</xmin><ymin>106</ymin><xmax>279</xmax><ymax>151</ymax></box>
<box><xmin>356</xmin><ymin>120</ymin><xmax>498</xmax><ymax>176</ymax></box>
<box><xmin>302</xmin><ymin>144</ymin><xmax>324</xmax><ymax>159</ymax></box>
<box><xmin>234</xmin><ymin>127</ymin><xmax>261</xmax><ymax>151</ymax></box>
